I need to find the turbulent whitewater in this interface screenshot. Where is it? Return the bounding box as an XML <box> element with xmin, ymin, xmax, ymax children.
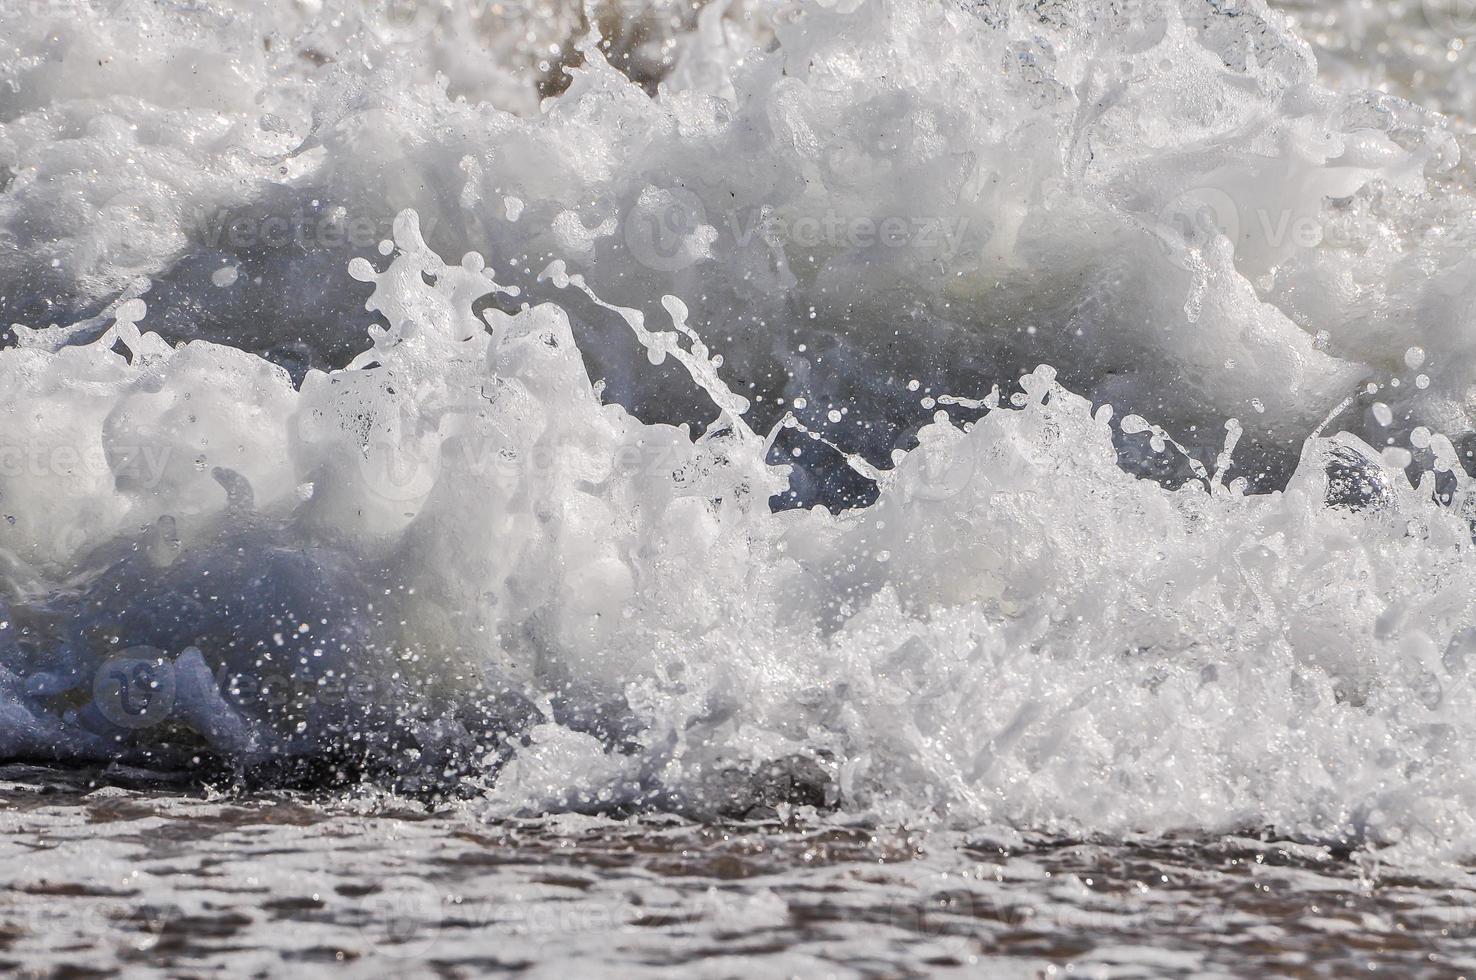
<box><xmin>5</xmin><ymin>0</ymin><xmax>1476</xmax><ymax>863</ymax></box>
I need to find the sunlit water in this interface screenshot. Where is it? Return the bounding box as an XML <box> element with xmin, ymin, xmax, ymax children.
<box><xmin>7</xmin><ymin>0</ymin><xmax>1476</xmax><ymax>972</ymax></box>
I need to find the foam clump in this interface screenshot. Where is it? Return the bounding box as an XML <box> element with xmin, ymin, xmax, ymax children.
<box><xmin>6</xmin><ymin>0</ymin><xmax>1470</xmax><ymax>483</ymax></box>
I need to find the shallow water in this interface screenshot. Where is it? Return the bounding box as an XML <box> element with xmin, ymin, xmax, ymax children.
<box><xmin>2</xmin><ymin>767</ymin><xmax>1473</xmax><ymax>978</ymax></box>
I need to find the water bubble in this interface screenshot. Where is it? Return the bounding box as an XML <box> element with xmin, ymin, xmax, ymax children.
<box><xmin>1324</xmin><ymin>444</ymin><xmax>1393</xmax><ymax>511</ymax></box>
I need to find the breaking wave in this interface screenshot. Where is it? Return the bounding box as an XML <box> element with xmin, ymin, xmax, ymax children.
<box><xmin>5</xmin><ymin>0</ymin><xmax>1476</xmax><ymax>860</ymax></box>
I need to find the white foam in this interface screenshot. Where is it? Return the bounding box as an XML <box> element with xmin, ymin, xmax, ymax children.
<box><xmin>3</xmin><ymin>0</ymin><xmax>1476</xmax><ymax>862</ymax></box>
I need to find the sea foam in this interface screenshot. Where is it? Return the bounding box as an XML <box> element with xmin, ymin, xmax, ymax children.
<box><xmin>4</xmin><ymin>0</ymin><xmax>1476</xmax><ymax>859</ymax></box>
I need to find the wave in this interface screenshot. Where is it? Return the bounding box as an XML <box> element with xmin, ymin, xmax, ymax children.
<box><xmin>3</xmin><ymin>0</ymin><xmax>1476</xmax><ymax>859</ymax></box>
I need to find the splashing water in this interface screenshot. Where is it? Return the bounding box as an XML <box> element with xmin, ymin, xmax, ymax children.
<box><xmin>5</xmin><ymin>0</ymin><xmax>1476</xmax><ymax>865</ymax></box>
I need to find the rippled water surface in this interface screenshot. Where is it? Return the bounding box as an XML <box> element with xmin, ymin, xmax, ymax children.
<box><xmin>0</xmin><ymin>768</ymin><xmax>1472</xmax><ymax>977</ymax></box>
